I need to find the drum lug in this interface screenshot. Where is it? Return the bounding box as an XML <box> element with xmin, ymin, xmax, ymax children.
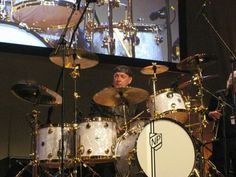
<box><xmin>171</xmin><ymin>103</ymin><xmax>176</xmax><ymax>109</ymax></box>
<box><xmin>87</xmin><ymin>149</ymin><xmax>92</xmax><ymax>155</ymax></box>
<box><xmin>86</xmin><ymin>123</ymin><xmax>91</xmax><ymax>129</ymax></box>
<box><xmin>78</xmin><ymin>145</ymin><xmax>84</xmax><ymax>155</ymax></box>
<box><xmin>47</xmin><ymin>153</ymin><xmax>53</xmax><ymax>159</ymax></box>
<box><xmin>127</xmin><ymin>148</ymin><xmax>136</xmax><ymax>165</ymax></box>
<box><xmin>104</xmin><ymin>122</ymin><xmax>109</xmax><ymax>128</ymax></box>
<box><xmin>167</xmin><ymin>92</ymin><xmax>173</xmax><ymax>98</ymax></box>
<box><xmin>48</xmin><ymin>127</ymin><xmax>53</xmax><ymax>134</ymax></box>
<box><xmin>104</xmin><ymin>149</ymin><xmax>110</xmax><ymax>154</ymax></box>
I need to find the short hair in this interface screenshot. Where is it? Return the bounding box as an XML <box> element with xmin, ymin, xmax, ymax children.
<box><xmin>113</xmin><ymin>65</ymin><xmax>133</xmax><ymax>77</ymax></box>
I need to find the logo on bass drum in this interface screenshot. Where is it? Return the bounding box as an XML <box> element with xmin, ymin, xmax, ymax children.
<box><xmin>149</xmin><ymin>132</ymin><xmax>162</xmax><ymax>151</ymax></box>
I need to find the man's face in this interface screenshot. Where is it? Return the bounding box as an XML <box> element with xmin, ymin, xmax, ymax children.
<box><xmin>113</xmin><ymin>72</ymin><xmax>132</xmax><ymax>88</ymax></box>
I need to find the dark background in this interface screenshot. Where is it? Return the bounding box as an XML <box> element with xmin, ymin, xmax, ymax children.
<box><xmin>1</xmin><ymin>0</ymin><xmax>236</xmax><ymax>175</ymax></box>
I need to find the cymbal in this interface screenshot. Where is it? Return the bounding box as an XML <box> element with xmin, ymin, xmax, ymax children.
<box><xmin>177</xmin><ymin>53</ymin><xmax>213</xmax><ymax>71</ymax></box>
<box><xmin>49</xmin><ymin>48</ymin><xmax>99</xmax><ymax>69</ymax></box>
<box><xmin>93</xmin><ymin>87</ymin><xmax>149</xmax><ymax>107</ymax></box>
<box><xmin>141</xmin><ymin>65</ymin><xmax>169</xmax><ymax>75</ymax></box>
<box><xmin>178</xmin><ymin>74</ymin><xmax>218</xmax><ymax>89</ymax></box>
<box><xmin>11</xmin><ymin>80</ymin><xmax>62</xmax><ymax>106</ymax></box>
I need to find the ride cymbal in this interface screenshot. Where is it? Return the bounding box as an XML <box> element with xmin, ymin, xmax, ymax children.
<box><xmin>93</xmin><ymin>87</ymin><xmax>149</xmax><ymax>107</ymax></box>
<box><xmin>177</xmin><ymin>53</ymin><xmax>214</xmax><ymax>71</ymax></box>
<box><xmin>11</xmin><ymin>80</ymin><xmax>62</xmax><ymax>106</ymax></box>
<box><xmin>141</xmin><ymin>64</ymin><xmax>169</xmax><ymax>75</ymax></box>
<box><xmin>178</xmin><ymin>74</ymin><xmax>219</xmax><ymax>89</ymax></box>
<box><xmin>50</xmin><ymin>48</ymin><xmax>99</xmax><ymax>69</ymax></box>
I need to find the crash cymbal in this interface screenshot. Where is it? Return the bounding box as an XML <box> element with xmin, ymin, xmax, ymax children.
<box><xmin>11</xmin><ymin>80</ymin><xmax>62</xmax><ymax>106</ymax></box>
<box><xmin>93</xmin><ymin>87</ymin><xmax>149</xmax><ymax>107</ymax></box>
<box><xmin>178</xmin><ymin>74</ymin><xmax>218</xmax><ymax>89</ymax></box>
<box><xmin>177</xmin><ymin>53</ymin><xmax>213</xmax><ymax>71</ymax></box>
<box><xmin>50</xmin><ymin>48</ymin><xmax>99</xmax><ymax>69</ymax></box>
<box><xmin>141</xmin><ymin>65</ymin><xmax>169</xmax><ymax>75</ymax></box>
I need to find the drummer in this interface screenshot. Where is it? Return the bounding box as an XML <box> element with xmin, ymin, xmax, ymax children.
<box><xmin>86</xmin><ymin>65</ymin><xmax>148</xmax><ymax>177</ymax></box>
<box><xmin>89</xmin><ymin>65</ymin><xmax>147</xmax><ymax>133</ymax></box>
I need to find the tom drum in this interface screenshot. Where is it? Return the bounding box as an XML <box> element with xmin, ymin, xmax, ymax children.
<box><xmin>37</xmin><ymin>124</ymin><xmax>74</xmax><ymax>168</ymax></box>
<box><xmin>77</xmin><ymin>117</ymin><xmax>117</xmax><ymax>163</ymax></box>
<box><xmin>147</xmin><ymin>88</ymin><xmax>188</xmax><ymax>123</ymax></box>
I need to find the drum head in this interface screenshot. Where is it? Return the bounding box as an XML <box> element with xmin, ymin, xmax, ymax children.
<box><xmin>136</xmin><ymin>118</ymin><xmax>195</xmax><ymax>177</ymax></box>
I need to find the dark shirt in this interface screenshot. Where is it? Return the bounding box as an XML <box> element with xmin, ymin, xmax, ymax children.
<box><xmin>89</xmin><ymin>99</ymin><xmax>143</xmax><ymax>129</ymax></box>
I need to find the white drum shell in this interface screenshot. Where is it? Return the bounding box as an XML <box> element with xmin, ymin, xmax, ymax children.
<box><xmin>115</xmin><ymin>124</ymin><xmax>143</xmax><ymax>177</ymax></box>
<box><xmin>37</xmin><ymin>124</ymin><xmax>74</xmax><ymax>168</ymax></box>
<box><xmin>77</xmin><ymin>117</ymin><xmax>117</xmax><ymax>163</ymax></box>
<box><xmin>147</xmin><ymin>88</ymin><xmax>188</xmax><ymax>123</ymax></box>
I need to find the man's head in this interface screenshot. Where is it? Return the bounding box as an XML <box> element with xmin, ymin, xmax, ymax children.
<box><xmin>227</xmin><ymin>71</ymin><xmax>236</xmax><ymax>90</ymax></box>
<box><xmin>112</xmin><ymin>65</ymin><xmax>133</xmax><ymax>88</ymax></box>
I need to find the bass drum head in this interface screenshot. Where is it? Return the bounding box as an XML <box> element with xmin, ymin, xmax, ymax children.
<box><xmin>136</xmin><ymin>118</ymin><xmax>195</xmax><ymax>177</ymax></box>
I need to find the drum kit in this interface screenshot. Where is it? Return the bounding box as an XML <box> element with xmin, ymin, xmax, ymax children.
<box><xmin>0</xmin><ymin>0</ymin><xmax>165</xmax><ymax>60</ymax></box>
<box><xmin>9</xmin><ymin>50</ymin><xmax>219</xmax><ymax>177</ymax></box>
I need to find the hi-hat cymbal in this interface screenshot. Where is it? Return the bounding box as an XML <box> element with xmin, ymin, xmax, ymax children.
<box><xmin>11</xmin><ymin>80</ymin><xmax>62</xmax><ymax>106</ymax></box>
<box><xmin>50</xmin><ymin>48</ymin><xmax>99</xmax><ymax>69</ymax></box>
<box><xmin>178</xmin><ymin>74</ymin><xmax>218</xmax><ymax>89</ymax></box>
<box><xmin>141</xmin><ymin>65</ymin><xmax>169</xmax><ymax>75</ymax></box>
<box><xmin>93</xmin><ymin>87</ymin><xmax>149</xmax><ymax>107</ymax></box>
<box><xmin>177</xmin><ymin>53</ymin><xmax>214</xmax><ymax>71</ymax></box>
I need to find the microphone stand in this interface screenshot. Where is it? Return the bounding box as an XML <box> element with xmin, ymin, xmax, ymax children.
<box><xmin>199</xmin><ymin>1</ymin><xmax>236</xmax><ymax>175</ymax></box>
<box><xmin>51</xmin><ymin>1</ymin><xmax>83</xmax><ymax>176</ymax></box>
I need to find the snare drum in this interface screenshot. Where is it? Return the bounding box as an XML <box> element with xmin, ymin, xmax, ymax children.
<box><xmin>147</xmin><ymin>88</ymin><xmax>188</xmax><ymax>123</ymax></box>
<box><xmin>0</xmin><ymin>21</ymin><xmax>49</xmax><ymax>47</ymax></box>
<box><xmin>87</xmin><ymin>24</ymin><xmax>163</xmax><ymax>60</ymax></box>
<box><xmin>12</xmin><ymin>0</ymin><xmax>82</xmax><ymax>29</ymax></box>
<box><xmin>37</xmin><ymin>124</ymin><xmax>74</xmax><ymax>168</ymax></box>
<box><xmin>77</xmin><ymin>117</ymin><xmax>117</xmax><ymax>163</ymax></box>
<box><xmin>115</xmin><ymin>118</ymin><xmax>196</xmax><ymax>177</ymax></box>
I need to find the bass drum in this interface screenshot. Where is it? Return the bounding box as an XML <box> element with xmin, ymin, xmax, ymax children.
<box><xmin>12</xmin><ymin>0</ymin><xmax>82</xmax><ymax>29</ymax></box>
<box><xmin>0</xmin><ymin>21</ymin><xmax>49</xmax><ymax>47</ymax></box>
<box><xmin>115</xmin><ymin>118</ymin><xmax>196</xmax><ymax>177</ymax></box>
<box><xmin>88</xmin><ymin>24</ymin><xmax>163</xmax><ymax>61</ymax></box>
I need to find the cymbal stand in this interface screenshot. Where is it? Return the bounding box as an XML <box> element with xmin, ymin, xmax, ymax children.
<box><xmin>121</xmin><ymin>0</ymin><xmax>136</xmax><ymax>57</ymax></box>
<box><xmin>193</xmin><ymin>66</ymin><xmax>208</xmax><ymax>177</ymax></box>
<box><xmin>16</xmin><ymin>109</ymin><xmax>40</xmax><ymax>177</ymax></box>
<box><xmin>149</xmin><ymin>63</ymin><xmax>159</xmax><ymax>177</ymax></box>
<box><xmin>150</xmin><ymin>63</ymin><xmax>159</xmax><ymax>120</ymax></box>
<box><xmin>118</xmin><ymin>89</ymin><xmax>128</xmax><ymax>132</ymax></box>
<box><xmin>69</xmin><ymin>64</ymin><xmax>81</xmax><ymax>177</ymax></box>
<box><xmin>106</xmin><ymin>0</ymin><xmax>115</xmax><ymax>55</ymax></box>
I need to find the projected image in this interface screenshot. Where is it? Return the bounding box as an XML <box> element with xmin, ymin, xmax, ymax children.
<box><xmin>0</xmin><ymin>0</ymin><xmax>180</xmax><ymax>62</ymax></box>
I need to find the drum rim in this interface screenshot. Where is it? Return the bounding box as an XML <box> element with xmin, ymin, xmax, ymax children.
<box><xmin>80</xmin><ymin>117</ymin><xmax>116</xmax><ymax>122</ymax></box>
<box><xmin>39</xmin><ymin>123</ymin><xmax>72</xmax><ymax>128</ymax></box>
<box><xmin>158</xmin><ymin>109</ymin><xmax>189</xmax><ymax>123</ymax></box>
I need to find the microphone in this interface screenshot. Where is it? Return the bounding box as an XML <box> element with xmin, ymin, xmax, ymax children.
<box><xmin>149</xmin><ymin>7</ymin><xmax>166</xmax><ymax>21</ymax></box>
